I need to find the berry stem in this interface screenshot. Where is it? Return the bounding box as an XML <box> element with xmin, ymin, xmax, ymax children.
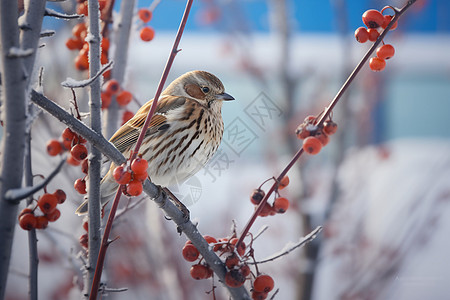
<box><xmin>131</xmin><ymin>0</ymin><xmax>193</xmax><ymax>158</ymax></box>
<box><xmin>90</xmin><ymin>1</ymin><xmax>195</xmax><ymax>298</ymax></box>
<box><xmin>89</xmin><ymin>187</ymin><xmax>123</xmax><ymax>300</ymax></box>
<box><xmin>235</xmin><ymin>0</ymin><xmax>417</xmax><ymax>250</ymax></box>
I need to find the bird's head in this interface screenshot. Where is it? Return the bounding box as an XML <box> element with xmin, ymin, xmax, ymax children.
<box><xmin>163</xmin><ymin>70</ymin><xmax>234</xmax><ymax>108</ymax></box>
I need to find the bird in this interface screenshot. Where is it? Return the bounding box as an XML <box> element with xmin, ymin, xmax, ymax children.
<box><xmin>75</xmin><ymin>70</ymin><xmax>234</xmax><ymax>215</ymax></box>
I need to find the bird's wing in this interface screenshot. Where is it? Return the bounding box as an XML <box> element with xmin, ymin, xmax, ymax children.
<box><xmin>109</xmin><ymin>95</ymin><xmax>187</xmax><ymax>153</ymax></box>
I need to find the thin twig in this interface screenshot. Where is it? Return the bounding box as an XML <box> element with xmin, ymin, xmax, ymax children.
<box><xmin>235</xmin><ymin>0</ymin><xmax>417</xmax><ymax>250</ymax></box>
<box><xmin>44</xmin><ymin>8</ymin><xmax>83</xmax><ymax>19</ymax></box>
<box><xmin>61</xmin><ymin>60</ymin><xmax>113</xmax><ymax>88</ymax></box>
<box><xmin>5</xmin><ymin>158</ymin><xmax>66</xmax><ymax>202</ymax></box>
<box><xmin>250</xmin><ymin>226</ymin><xmax>322</xmax><ymax>264</ymax></box>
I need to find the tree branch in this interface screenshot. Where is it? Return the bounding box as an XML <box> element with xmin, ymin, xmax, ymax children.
<box><xmin>5</xmin><ymin>158</ymin><xmax>66</xmax><ymax>202</ymax></box>
<box><xmin>103</xmin><ymin>0</ymin><xmax>136</xmax><ymax>139</ymax></box>
<box><xmin>0</xmin><ymin>0</ymin><xmax>28</xmax><ymax>297</ymax></box>
<box><xmin>84</xmin><ymin>0</ymin><xmax>104</xmax><ymax>296</ymax></box>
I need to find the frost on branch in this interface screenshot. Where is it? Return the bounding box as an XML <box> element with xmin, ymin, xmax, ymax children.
<box><xmin>44</xmin><ymin>8</ymin><xmax>84</xmax><ymax>20</ymax></box>
<box><xmin>61</xmin><ymin>61</ymin><xmax>113</xmax><ymax>88</ymax></box>
<box><xmin>7</xmin><ymin>47</ymin><xmax>33</xmax><ymax>58</ymax></box>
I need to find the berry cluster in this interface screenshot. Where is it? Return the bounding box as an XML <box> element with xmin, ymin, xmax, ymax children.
<box><xmin>66</xmin><ymin>1</ymin><xmax>111</xmax><ymax>73</ymax></box>
<box><xmin>113</xmin><ymin>157</ymin><xmax>149</xmax><ymax>196</ymax></box>
<box><xmin>182</xmin><ymin>235</ymin><xmax>275</xmax><ymax>299</ymax></box>
<box><xmin>354</xmin><ymin>8</ymin><xmax>398</xmax><ymax>72</ymax></box>
<box><xmin>137</xmin><ymin>8</ymin><xmax>155</xmax><ymax>42</ymax></box>
<box><xmin>295</xmin><ymin>115</ymin><xmax>338</xmax><ymax>155</ymax></box>
<box><xmin>101</xmin><ymin>79</ymin><xmax>135</xmax><ymax>125</ymax></box>
<box><xmin>18</xmin><ymin>190</ymin><xmax>66</xmax><ymax>231</ymax></box>
<box><xmin>46</xmin><ymin>127</ymin><xmax>90</xmax><ymax>196</ymax></box>
<box><xmin>250</xmin><ymin>175</ymin><xmax>290</xmax><ymax>217</ymax></box>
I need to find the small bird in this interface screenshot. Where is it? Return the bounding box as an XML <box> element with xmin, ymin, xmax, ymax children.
<box><xmin>76</xmin><ymin>70</ymin><xmax>234</xmax><ymax>215</ymax></box>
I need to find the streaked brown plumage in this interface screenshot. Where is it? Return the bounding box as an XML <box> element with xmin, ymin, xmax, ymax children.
<box><xmin>76</xmin><ymin>70</ymin><xmax>234</xmax><ymax>215</ymax></box>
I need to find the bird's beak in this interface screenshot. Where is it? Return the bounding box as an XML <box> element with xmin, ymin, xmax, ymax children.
<box><xmin>216</xmin><ymin>92</ymin><xmax>235</xmax><ymax>101</ymax></box>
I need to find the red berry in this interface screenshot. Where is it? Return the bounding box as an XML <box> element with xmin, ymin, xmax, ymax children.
<box><xmin>203</xmin><ymin>235</ymin><xmax>217</xmax><ymax>244</ymax></box>
<box><xmin>103</xmin><ymin>79</ymin><xmax>120</xmax><ymax>95</ymax></box>
<box><xmin>133</xmin><ymin>171</ymin><xmax>148</xmax><ymax>182</ymax></box>
<box><xmin>273</xmin><ymin>197</ymin><xmax>290</xmax><ymax>214</ymax></box>
<box><xmin>74</xmin><ymin>53</ymin><xmax>89</xmax><ymax>71</ymax></box>
<box><xmin>258</xmin><ymin>202</ymin><xmax>273</xmax><ymax>217</ymax></box>
<box><xmin>369</xmin><ymin>57</ymin><xmax>386</xmax><ymax>72</ymax></box>
<box><xmin>37</xmin><ymin>193</ymin><xmax>58</xmax><ymax>214</ymax></box>
<box><xmin>367</xmin><ymin>28</ymin><xmax>380</xmax><ymax>42</ymax></box>
<box><xmin>253</xmin><ymin>274</ymin><xmax>274</xmax><ymax>293</ymax></box>
<box><xmin>182</xmin><ymin>244</ymin><xmax>200</xmax><ymax>262</ymax></box>
<box><xmin>225</xmin><ymin>270</ymin><xmax>246</xmax><ymax>288</ymax></box>
<box><xmin>46</xmin><ymin>208</ymin><xmax>61</xmax><ymax>222</ymax></box>
<box><xmin>240</xmin><ymin>264</ymin><xmax>251</xmax><ymax>277</ymax></box>
<box><xmin>278</xmin><ymin>175</ymin><xmax>289</xmax><ymax>190</ymax></box>
<box><xmin>122</xmin><ymin>110</ymin><xmax>134</xmax><ymax>125</ymax></box>
<box><xmin>113</xmin><ymin>166</ymin><xmax>132</xmax><ymax>185</ymax></box>
<box><xmin>62</xmin><ymin>128</ymin><xmax>76</xmax><ymax>142</ymax></box>
<box><xmin>225</xmin><ymin>253</ymin><xmax>240</xmax><ymax>269</ymax></box>
<box><xmin>101</xmin><ymin>37</ymin><xmax>110</xmax><ymax>52</ymax></box>
<box><xmin>230</xmin><ymin>238</ymin><xmax>246</xmax><ymax>256</ymax></box>
<box><xmin>67</xmin><ymin>155</ymin><xmax>81</xmax><ymax>166</ymax></box>
<box><xmin>81</xmin><ymin>159</ymin><xmax>89</xmax><ymax>174</ymax></box>
<box><xmin>82</xmin><ymin>222</ymin><xmax>89</xmax><ymax>232</ymax></box>
<box><xmin>295</xmin><ymin>123</ymin><xmax>312</xmax><ymax>140</ymax></box>
<box><xmin>354</xmin><ymin>27</ymin><xmax>369</xmax><ymax>43</ymax></box>
<box><xmin>138</xmin><ymin>8</ymin><xmax>153</xmax><ymax>23</ymax></box>
<box><xmin>71</xmin><ymin>144</ymin><xmax>88</xmax><ymax>161</ymax></box>
<box><xmin>131</xmin><ymin>157</ymin><xmax>148</xmax><ymax>175</ymax></box>
<box><xmin>250</xmin><ymin>189</ymin><xmax>265</xmax><ymax>205</ymax></box>
<box><xmin>304</xmin><ymin>115</ymin><xmax>316</xmax><ymax>124</ymax></box>
<box><xmin>316</xmin><ymin>130</ymin><xmax>330</xmax><ymax>146</ymax></box>
<box><xmin>323</xmin><ymin>120</ymin><xmax>338</xmax><ymax>135</ymax></box>
<box><xmin>47</xmin><ymin>139</ymin><xmax>63</xmax><ymax>156</ymax></box>
<box><xmin>126</xmin><ymin>179</ymin><xmax>143</xmax><ymax>196</ymax></box>
<box><xmin>252</xmin><ymin>291</ymin><xmax>268</xmax><ymax>300</ymax></box>
<box><xmin>35</xmin><ymin>216</ymin><xmax>49</xmax><ymax>229</ymax></box>
<box><xmin>76</xmin><ymin>2</ymin><xmax>88</xmax><ymax>16</ymax></box>
<box><xmin>53</xmin><ymin>189</ymin><xmax>67</xmax><ymax>204</ymax></box>
<box><xmin>79</xmin><ymin>233</ymin><xmax>88</xmax><ymax>249</ymax></box>
<box><xmin>140</xmin><ymin>27</ymin><xmax>155</xmax><ymax>42</ymax></box>
<box><xmin>116</xmin><ymin>90</ymin><xmax>133</xmax><ymax>106</ymax></box>
<box><xmin>376</xmin><ymin>44</ymin><xmax>395</xmax><ymax>60</ymax></box>
<box><xmin>302</xmin><ymin>136</ymin><xmax>322</xmax><ymax>155</ymax></box>
<box><xmin>65</xmin><ymin>38</ymin><xmax>84</xmax><ymax>50</ymax></box>
<box><xmin>72</xmin><ymin>23</ymin><xmax>87</xmax><ymax>39</ymax></box>
<box><xmin>362</xmin><ymin>9</ymin><xmax>384</xmax><ymax>28</ymax></box>
<box><xmin>381</xmin><ymin>15</ymin><xmax>398</xmax><ymax>30</ymax></box>
<box><xmin>190</xmin><ymin>264</ymin><xmax>209</xmax><ymax>280</ymax></box>
<box><xmin>101</xmin><ymin>92</ymin><xmax>112</xmax><ymax>109</ymax></box>
<box><xmin>19</xmin><ymin>208</ymin><xmax>33</xmax><ymax>219</ymax></box>
<box><xmin>74</xmin><ymin>178</ymin><xmax>87</xmax><ymax>194</ymax></box>
<box><xmin>19</xmin><ymin>213</ymin><xmax>37</xmax><ymax>230</ymax></box>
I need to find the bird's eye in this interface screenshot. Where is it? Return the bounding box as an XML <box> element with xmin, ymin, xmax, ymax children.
<box><xmin>201</xmin><ymin>87</ymin><xmax>210</xmax><ymax>93</ymax></box>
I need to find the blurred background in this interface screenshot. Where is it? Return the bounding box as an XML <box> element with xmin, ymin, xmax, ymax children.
<box><xmin>7</xmin><ymin>0</ymin><xmax>450</xmax><ymax>299</ymax></box>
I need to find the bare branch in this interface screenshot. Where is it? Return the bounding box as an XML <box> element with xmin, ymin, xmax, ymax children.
<box><xmin>61</xmin><ymin>60</ymin><xmax>113</xmax><ymax>88</ymax></box>
<box><xmin>44</xmin><ymin>8</ymin><xmax>84</xmax><ymax>20</ymax></box>
<box><xmin>251</xmin><ymin>226</ymin><xmax>322</xmax><ymax>264</ymax></box>
<box><xmin>5</xmin><ymin>158</ymin><xmax>66</xmax><ymax>202</ymax></box>
<box><xmin>39</xmin><ymin>30</ymin><xmax>55</xmax><ymax>38</ymax></box>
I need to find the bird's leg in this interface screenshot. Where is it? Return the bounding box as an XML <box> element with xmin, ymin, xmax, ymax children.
<box><xmin>163</xmin><ymin>187</ymin><xmax>190</xmax><ymax>223</ymax></box>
